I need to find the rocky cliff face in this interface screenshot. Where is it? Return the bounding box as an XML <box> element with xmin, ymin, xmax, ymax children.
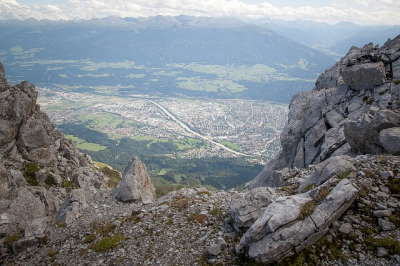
<box><xmin>228</xmin><ymin>36</ymin><xmax>400</xmax><ymax>264</ymax></box>
<box><xmin>0</xmin><ymin>63</ymin><xmax>114</xmax><ymax>252</ymax></box>
<box><xmin>250</xmin><ymin>36</ymin><xmax>400</xmax><ymax>188</ymax></box>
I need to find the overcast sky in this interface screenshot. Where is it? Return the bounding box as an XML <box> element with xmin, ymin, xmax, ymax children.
<box><xmin>1</xmin><ymin>0</ymin><xmax>399</xmax><ymax>25</ymax></box>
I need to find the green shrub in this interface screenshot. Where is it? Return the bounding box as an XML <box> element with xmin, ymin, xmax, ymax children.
<box><xmin>365</xmin><ymin>237</ymin><xmax>400</xmax><ymax>254</ymax></box>
<box><xmin>61</xmin><ymin>179</ymin><xmax>77</xmax><ymax>189</ymax></box>
<box><xmin>388</xmin><ymin>214</ymin><xmax>400</xmax><ymax>227</ymax></box>
<box><xmin>83</xmin><ymin>234</ymin><xmax>96</xmax><ymax>243</ymax></box>
<box><xmin>56</xmin><ymin>222</ymin><xmax>66</xmax><ymax>228</ymax></box>
<box><xmin>91</xmin><ymin>234</ymin><xmax>125</xmax><ymax>252</ymax></box>
<box><xmin>302</xmin><ymin>184</ymin><xmax>316</xmax><ymax>193</ymax></box>
<box><xmin>360</xmin><ymin>226</ymin><xmax>378</xmax><ymax>237</ymax></box>
<box><xmin>313</xmin><ymin>186</ymin><xmax>332</xmax><ymax>202</ymax></box>
<box><xmin>4</xmin><ymin>233</ymin><xmax>22</xmax><ymax>248</ymax></box>
<box><xmin>101</xmin><ymin>167</ymin><xmax>121</xmax><ymax>188</ymax></box>
<box><xmin>45</xmin><ymin>174</ymin><xmax>57</xmax><ymax>187</ymax></box>
<box><xmin>388</xmin><ymin>177</ymin><xmax>400</xmax><ymax>194</ymax></box>
<box><xmin>209</xmin><ymin>207</ymin><xmax>223</xmax><ymax>217</ymax></box>
<box><xmin>92</xmin><ymin>222</ymin><xmax>116</xmax><ymax>237</ymax></box>
<box><xmin>394</xmin><ymin>80</ymin><xmax>400</xmax><ymax>85</ymax></box>
<box><xmin>189</xmin><ymin>213</ymin><xmax>208</xmax><ymax>224</ymax></box>
<box><xmin>362</xmin><ymin>96</ymin><xmax>374</xmax><ymax>105</ymax></box>
<box><xmin>197</xmin><ymin>190</ymin><xmax>211</xmax><ymax>196</ymax></box>
<box><xmin>280</xmin><ymin>184</ymin><xmax>300</xmax><ymax>195</ymax></box>
<box><xmin>47</xmin><ymin>248</ymin><xmax>58</xmax><ymax>257</ymax></box>
<box><xmin>337</xmin><ymin>170</ymin><xmax>351</xmax><ymax>180</ymax></box>
<box><xmin>23</xmin><ymin>162</ymin><xmax>40</xmax><ymax>186</ymax></box>
<box><xmin>155</xmin><ymin>183</ymin><xmax>184</xmax><ymax>198</ymax></box>
<box><xmin>166</xmin><ymin>218</ymin><xmax>173</xmax><ymax>225</ymax></box>
<box><xmin>125</xmin><ymin>215</ymin><xmax>141</xmax><ymax>224</ymax></box>
<box><xmin>170</xmin><ymin>197</ymin><xmax>189</xmax><ymax>210</ymax></box>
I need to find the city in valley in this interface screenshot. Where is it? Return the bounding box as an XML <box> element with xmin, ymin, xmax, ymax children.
<box><xmin>38</xmin><ymin>88</ymin><xmax>288</xmax><ymax>189</ymax></box>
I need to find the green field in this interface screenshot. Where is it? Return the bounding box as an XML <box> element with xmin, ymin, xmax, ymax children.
<box><xmin>176</xmin><ymin>77</ymin><xmax>247</xmax><ymax>93</ymax></box>
<box><xmin>59</xmin><ymin>123</ymin><xmax>262</xmax><ymax>190</ymax></box>
<box><xmin>65</xmin><ymin>135</ymin><xmax>107</xmax><ymax>151</ymax></box>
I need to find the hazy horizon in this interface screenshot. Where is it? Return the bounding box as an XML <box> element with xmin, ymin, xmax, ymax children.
<box><xmin>1</xmin><ymin>0</ymin><xmax>399</xmax><ymax>26</ymax></box>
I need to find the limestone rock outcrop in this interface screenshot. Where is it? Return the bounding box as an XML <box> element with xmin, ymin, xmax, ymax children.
<box><xmin>114</xmin><ymin>157</ymin><xmax>156</xmax><ymax>204</ymax></box>
<box><xmin>229</xmin><ymin>187</ymin><xmax>278</xmax><ymax>232</ymax></box>
<box><xmin>236</xmin><ymin>179</ymin><xmax>358</xmax><ymax>263</ymax></box>
<box><xmin>0</xmin><ymin>62</ymin><xmax>109</xmax><ymax>250</ymax></box>
<box><xmin>250</xmin><ymin>36</ymin><xmax>400</xmax><ymax>188</ymax></box>
<box><xmin>233</xmin><ymin>35</ymin><xmax>400</xmax><ymax>264</ymax></box>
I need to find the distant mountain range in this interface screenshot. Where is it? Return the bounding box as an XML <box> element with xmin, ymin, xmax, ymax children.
<box><xmin>256</xmin><ymin>19</ymin><xmax>400</xmax><ymax>56</ymax></box>
<box><xmin>0</xmin><ymin>16</ymin><xmax>398</xmax><ymax>102</ymax></box>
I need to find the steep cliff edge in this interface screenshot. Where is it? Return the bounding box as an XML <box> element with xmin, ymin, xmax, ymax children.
<box><xmin>228</xmin><ymin>36</ymin><xmax>400</xmax><ymax>264</ymax></box>
<box><xmin>0</xmin><ymin>62</ymin><xmax>115</xmax><ymax>247</ymax></box>
<box><xmin>250</xmin><ymin>36</ymin><xmax>400</xmax><ymax>188</ymax></box>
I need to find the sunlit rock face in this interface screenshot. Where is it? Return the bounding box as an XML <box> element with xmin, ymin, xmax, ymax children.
<box><xmin>250</xmin><ymin>36</ymin><xmax>400</xmax><ymax>189</ymax></box>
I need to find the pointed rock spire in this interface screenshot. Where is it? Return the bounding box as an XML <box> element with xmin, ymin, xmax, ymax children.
<box><xmin>114</xmin><ymin>157</ymin><xmax>156</xmax><ymax>204</ymax></box>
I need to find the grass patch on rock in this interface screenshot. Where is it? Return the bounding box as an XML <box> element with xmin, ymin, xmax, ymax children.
<box><xmin>100</xmin><ymin>166</ymin><xmax>121</xmax><ymax>188</ymax></box>
<box><xmin>197</xmin><ymin>190</ymin><xmax>211</xmax><ymax>196</ymax></box>
<box><xmin>125</xmin><ymin>215</ymin><xmax>141</xmax><ymax>224</ymax></box>
<box><xmin>93</xmin><ymin>222</ymin><xmax>116</xmax><ymax>237</ymax></box>
<box><xmin>362</xmin><ymin>96</ymin><xmax>374</xmax><ymax>105</ymax></box>
<box><xmin>91</xmin><ymin>234</ymin><xmax>125</xmax><ymax>253</ymax></box>
<box><xmin>209</xmin><ymin>207</ymin><xmax>223</xmax><ymax>217</ymax></box>
<box><xmin>388</xmin><ymin>177</ymin><xmax>400</xmax><ymax>194</ymax></box>
<box><xmin>189</xmin><ymin>213</ymin><xmax>208</xmax><ymax>224</ymax></box>
<box><xmin>83</xmin><ymin>234</ymin><xmax>96</xmax><ymax>244</ymax></box>
<box><xmin>388</xmin><ymin>213</ymin><xmax>400</xmax><ymax>227</ymax></box>
<box><xmin>365</xmin><ymin>237</ymin><xmax>400</xmax><ymax>255</ymax></box>
<box><xmin>170</xmin><ymin>197</ymin><xmax>190</xmax><ymax>210</ymax></box>
<box><xmin>45</xmin><ymin>174</ymin><xmax>57</xmax><ymax>187</ymax></box>
<box><xmin>360</xmin><ymin>225</ymin><xmax>378</xmax><ymax>237</ymax></box>
<box><xmin>298</xmin><ymin>200</ymin><xmax>317</xmax><ymax>220</ymax></box>
<box><xmin>313</xmin><ymin>185</ymin><xmax>332</xmax><ymax>202</ymax></box>
<box><xmin>279</xmin><ymin>184</ymin><xmax>300</xmax><ymax>195</ymax></box>
<box><xmin>47</xmin><ymin>248</ymin><xmax>58</xmax><ymax>257</ymax></box>
<box><xmin>337</xmin><ymin>170</ymin><xmax>351</xmax><ymax>180</ymax></box>
<box><xmin>61</xmin><ymin>179</ymin><xmax>78</xmax><ymax>189</ymax></box>
<box><xmin>23</xmin><ymin>162</ymin><xmax>40</xmax><ymax>186</ymax></box>
<box><xmin>302</xmin><ymin>184</ymin><xmax>316</xmax><ymax>193</ymax></box>
<box><xmin>4</xmin><ymin>232</ymin><xmax>22</xmax><ymax>248</ymax></box>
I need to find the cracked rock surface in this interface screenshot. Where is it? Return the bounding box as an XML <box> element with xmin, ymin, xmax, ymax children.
<box><xmin>250</xmin><ymin>36</ymin><xmax>400</xmax><ymax>189</ymax></box>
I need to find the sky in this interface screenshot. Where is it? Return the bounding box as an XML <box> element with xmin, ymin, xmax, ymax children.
<box><xmin>1</xmin><ymin>0</ymin><xmax>399</xmax><ymax>25</ymax></box>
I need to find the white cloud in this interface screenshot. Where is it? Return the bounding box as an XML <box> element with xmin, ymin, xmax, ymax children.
<box><xmin>0</xmin><ymin>0</ymin><xmax>399</xmax><ymax>25</ymax></box>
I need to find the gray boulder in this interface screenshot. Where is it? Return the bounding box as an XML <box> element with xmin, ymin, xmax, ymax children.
<box><xmin>341</xmin><ymin>62</ymin><xmax>386</xmax><ymax>91</ymax></box>
<box><xmin>325</xmin><ymin>109</ymin><xmax>344</xmax><ymax>128</ymax></box>
<box><xmin>299</xmin><ymin>155</ymin><xmax>355</xmax><ymax>191</ymax></box>
<box><xmin>56</xmin><ymin>189</ymin><xmax>89</xmax><ymax>225</ymax></box>
<box><xmin>230</xmin><ymin>187</ymin><xmax>278</xmax><ymax>232</ymax></box>
<box><xmin>379</xmin><ymin>127</ymin><xmax>400</xmax><ymax>155</ymax></box>
<box><xmin>344</xmin><ymin>109</ymin><xmax>400</xmax><ymax>154</ymax></box>
<box><xmin>237</xmin><ymin>179</ymin><xmax>358</xmax><ymax>263</ymax></box>
<box><xmin>114</xmin><ymin>157</ymin><xmax>156</xmax><ymax>204</ymax></box>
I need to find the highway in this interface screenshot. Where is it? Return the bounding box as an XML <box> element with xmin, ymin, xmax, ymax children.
<box><xmin>147</xmin><ymin>99</ymin><xmax>253</xmax><ymax>157</ymax></box>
